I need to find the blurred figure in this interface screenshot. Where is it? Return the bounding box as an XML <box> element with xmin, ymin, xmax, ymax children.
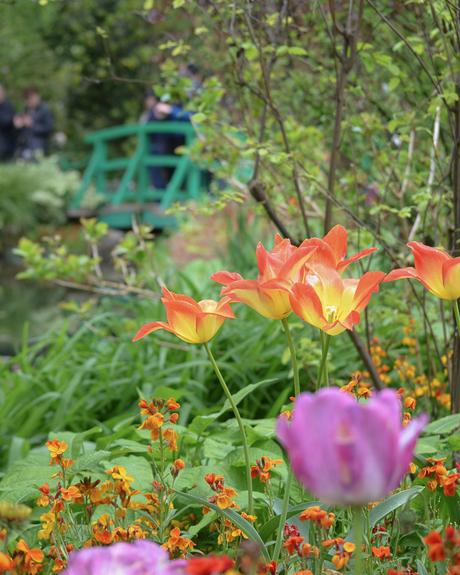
<box><xmin>15</xmin><ymin>86</ymin><xmax>54</xmax><ymax>160</ymax></box>
<box><xmin>179</xmin><ymin>62</ymin><xmax>203</xmax><ymax>97</ymax></box>
<box><xmin>143</xmin><ymin>89</ymin><xmax>192</xmax><ymax>190</ymax></box>
<box><xmin>0</xmin><ymin>84</ymin><xmax>16</xmax><ymax>161</ymax></box>
<box><xmin>139</xmin><ymin>89</ymin><xmax>157</xmax><ymax>124</ymax></box>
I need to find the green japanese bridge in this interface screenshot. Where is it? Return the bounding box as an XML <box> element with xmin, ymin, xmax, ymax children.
<box><xmin>70</xmin><ymin>121</ymin><xmax>205</xmax><ymax>228</ymax></box>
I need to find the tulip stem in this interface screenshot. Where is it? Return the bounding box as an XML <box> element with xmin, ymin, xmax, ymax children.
<box><xmin>204</xmin><ymin>342</ymin><xmax>254</xmax><ymax>516</ymax></box>
<box><xmin>317</xmin><ymin>331</ymin><xmax>331</xmax><ymax>389</ymax></box>
<box><xmin>454</xmin><ymin>300</ymin><xmax>460</xmax><ymax>337</ymax></box>
<box><xmin>272</xmin><ymin>319</ymin><xmax>300</xmax><ymax>563</ymax></box>
<box><xmin>281</xmin><ymin>318</ymin><xmax>301</xmax><ymax>397</ymax></box>
<box><xmin>352</xmin><ymin>506</ymin><xmax>364</xmax><ymax>575</ymax></box>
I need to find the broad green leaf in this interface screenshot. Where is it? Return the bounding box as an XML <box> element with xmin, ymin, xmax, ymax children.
<box><xmin>370</xmin><ymin>487</ymin><xmax>425</xmax><ymax>527</ymax></box>
<box><xmin>189</xmin><ymin>379</ymin><xmax>277</xmax><ymax>434</ymax></box>
<box><xmin>175</xmin><ymin>490</ymin><xmax>269</xmax><ymax>560</ymax></box>
<box><xmin>416</xmin><ymin>560</ymin><xmax>429</xmax><ymax>575</ymax></box>
<box><xmin>424</xmin><ymin>414</ymin><xmax>460</xmax><ymax>435</ymax></box>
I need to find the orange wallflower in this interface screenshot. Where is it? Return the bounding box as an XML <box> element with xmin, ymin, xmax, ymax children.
<box><xmin>60</xmin><ymin>486</ymin><xmax>82</xmax><ymax>503</ymax></box>
<box><xmin>283</xmin><ymin>535</ymin><xmax>304</xmax><ymax>555</ymax></box>
<box><xmin>289</xmin><ymin>265</ymin><xmax>385</xmax><ymax>335</ymax></box>
<box><xmin>212</xmin><ymin>235</ymin><xmax>317</xmax><ymax>319</ymax></box>
<box><xmin>163</xmin><ymin>428</ymin><xmax>178</xmax><ymax>451</ymax></box>
<box><xmin>0</xmin><ymin>552</ymin><xmax>13</xmax><ymax>573</ymax></box>
<box><xmin>372</xmin><ymin>546</ymin><xmax>392</xmax><ymax>559</ymax></box>
<box><xmin>37</xmin><ymin>483</ymin><xmax>51</xmax><ymax>507</ymax></box>
<box><xmin>385</xmin><ymin>242</ymin><xmax>460</xmax><ymax>300</ymax></box>
<box><xmin>133</xmin><ymin>288</ymin><xmax>234</xmax><ymax>344</ymax></box>
<box><xmin>250</xmin><ymin>456</ymin><xmax>283</xmax><ymax>483</ymax></box>
<box><xmin>14</xmin><ymin>539</ymin><xmax>44</xmax><ymax>574</ymax></box>
<box><xmin>163</xmin><ymin>527</ymin><xmax>195</xmax><ymax>557</ymax></box>
<box><xmin>186</xmin><ymin>555</ymin><xmax>234</xmax><ymax>575</ymax></box>
<box><xmin>300</xmin><ymin>505</ymin><xmax>335</xmax><ymax>529</ymax></box>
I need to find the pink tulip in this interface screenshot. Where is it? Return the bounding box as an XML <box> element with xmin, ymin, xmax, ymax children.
<box><xmin>277</xmin><ymin>388</ymin><xmax>427</xmax><ymax>506</ymax></box>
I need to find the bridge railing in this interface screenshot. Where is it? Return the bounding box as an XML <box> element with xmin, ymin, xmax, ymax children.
<box><xmin>70</xmin><ymin>121</ymin><xmax>203</xmax><ymax>228</ymax></box>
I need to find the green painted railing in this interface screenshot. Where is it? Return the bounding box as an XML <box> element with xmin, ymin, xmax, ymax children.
<box><xmin>70</xmin><ymin>121</ymin><xmax>204</xmax><ymax>228</ymax></box>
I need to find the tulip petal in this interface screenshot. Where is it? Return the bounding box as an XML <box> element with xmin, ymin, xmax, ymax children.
<box><xmin>323</xmin><ymin>224</ymin><xmax>348</xmax><ymax>262</ymax></box>
<box><xmin>198</xmin><ymin>299</ymin><xmax>236</xmax><ymax>319</ymax></box>
<box><xmin>338</xmin><ymin>247</ymin><xmax>378</xmax><ymax>272</ymax></box>
<box><xmin>408</xmin><ymin>242</ymin><xmax>449</xmax><ymax>298</ymax></box>
<box><xmin>384</xmin><ymin>267</ymin><xmax>419</xmax><ymax>282</ymax></box>
<box><xmin>442</xmin><ymin>257</ymin><xmax>460</xmax><ymax>300</ymax></box>
<box><xmin>278</xmin><ymin>245</ymin><xmax>317</xmax><ymax>281</ymax></box>
<box><xmin>222</xmin><ymin>279</ymin><xmax>291</xmax><ymax>319</ymax></box>
<box><xmin>132</xmin><ymin>321</ymin><xmax>174</xmax><ymax>342</ymax></box>
<box><xmin>300</xmin><ymin>238</ymin><xmax>337</xmax><ymax>269</ymax></box>
<box><xmin>211</xmin><ymin>271</ymin><xmax>244</xmax><ymax>286</ymax></box>
<box><xmin>161</xmin><ymin>287</ymin><xmax>201</xmax><ymax>309</ymax></box>
<box><xmin>353</xmin><ymin>271</ymin><xmax>385</xmax><ymax>311</ymax></box>
<box><xmin>290</xmin><ymin>282</ymin><xmax>325</xmax><ymax>329</ymax></box>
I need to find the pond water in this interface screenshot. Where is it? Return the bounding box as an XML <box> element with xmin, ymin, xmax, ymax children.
<box><xmin>0</xmin><ymin>258</ymin><xmax>64</xmax><ymax>355</ymax></box>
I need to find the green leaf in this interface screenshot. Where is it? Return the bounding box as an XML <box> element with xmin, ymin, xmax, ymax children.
<box><xmin>287</xmin><ymin>46</ymin><xmax>308</xmax><ymax>56</ymax></box>
<box><xmin>424</xmin><ymin>414</ymin><xmax>460</xmax><ymax>435</ymax></box>
<box><xmin>189</xmin><ymin>379</ymin><xmax>277</xmax><ymax>434</ymax></box>
<box><xmin>416</xmin><ymin>560</ymin><xmax>429</xmax><ymax>575</ymax></box>
<box><xmin>175</xmin><ymin>490</ymin><xmax>269</xmax><ymax>560</ymax></box>
<box><xmin>370</xmin><ymin>487</ymin><xmax>425</xmax><ymax>527</ymax></box>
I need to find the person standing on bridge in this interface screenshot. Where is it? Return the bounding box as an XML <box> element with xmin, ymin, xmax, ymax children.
<box><xmin>15</xmin><ymin>86</ymin><xmax>54</xmax><ymax>161</ymax></box>
<box><xmin>143</xmin><ymin>90</ymin><xmax>192</xmax><ymax>190</ymax></box>
<box><xmin>0</xmin><ymin>84</ymin><xmax>16</xmax><ymax>161</ymax></box>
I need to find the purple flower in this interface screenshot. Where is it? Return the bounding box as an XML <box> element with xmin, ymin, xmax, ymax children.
<box><xmin>63</xmin><ymin>540</ymin><xmax>186</xmax><ymax>575</ymax></box>
<box><xmin>277</xmin><ymin>388</ymin><xmax>427</xmax><ymax>506</ymax></box>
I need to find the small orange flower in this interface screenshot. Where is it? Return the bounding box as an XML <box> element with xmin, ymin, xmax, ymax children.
<box><xmin>251</xmin><ymin>456</ymin><xmax>283</xmax><ymax>483</ymax></box>
<box><xmin>300</xmin><ymin>505</ymin><xmax>335</xmax><ymax>529</ymax></box>
<box><xmin>163</xmin><ymin>527</ymin><xmax>195</xmax><ymax>558</ymax></box>
<box><xmin>372</xmin><ymin>545</ymin><xmax>391</xmax><ymax>559</ymax></box>
<box><xmin>163</xmin><ymin>428</ymin><xmax>178</xmax><ymax>451</ymax></box>
<box><xmin>283</xmin><ymin>535</ymin><xmax>304</xmax><ymax>555</ymax></box>
<box><xmin>133</xmin><ymin>288</ymin><xmax>234</xmax><ymax>344</ymax></box>
<box><xmin>0</xmin><ymin>552</ymin><xmax>13</xmax><ymax>573</ymax></box>
<box><xmin>37</xmin><ymin>483</ymin><xmax>51</xmax><ymax>507</ymax></box>
<box><xmin>60</xmin><ymin>485</ymin><xmax>82</xmax><ymax>503</ymax></box>
<box><xmin>14</xmin><ymin>539</ymin><xmax>44</xmax><ymax>574</ymax></box>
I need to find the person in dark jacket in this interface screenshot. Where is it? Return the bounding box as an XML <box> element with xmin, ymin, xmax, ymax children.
<box><xmin>15</xmin><ymin>87</ymin><xmax>53</xmax><ymax>160</ymax></box>
<box><xmin>0</xmin><ymin>84</ymin><xmax>16</xmax><ymax>161</ymax></box>
<box><xmin>144</xmin><ymin>92</ymin><xmax>192</xmax><ymax>190</ymax></box>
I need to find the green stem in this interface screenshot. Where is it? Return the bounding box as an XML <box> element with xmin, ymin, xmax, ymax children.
<box><xmin>317</xmin><ymin>331</ymin><xmax>331</xmax><ymax>389</ymax></box>
<box><xmin>272</xmin><ymin>469</ymin><xmax>293</xmax><ymax>562</ymax></box>
<box><xmin>352</xmin><ymin>507</ymin><xmax>364</xmax><ymax>575</ymax></box>
<box><xmin>204</xmin><ymin>342</ymin><xmax>254</xmax><ymax>515</ymax></box>
<box><xmin>281</xmin><ymin>317</ymin><xmax>301</xmax><ymax>397</ymax></box>
<box><xmin>454</xmin><ymin>300</ymin><xmax>460</xmax><ymax>336</ymax></box>
<box><xmin>272</xmin><ymin>318</ymin><xmax>301</xmax><ymax>563</ymax></box>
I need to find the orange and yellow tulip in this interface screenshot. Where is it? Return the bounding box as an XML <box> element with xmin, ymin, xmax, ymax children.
<box><xmin>132</xmin><ymin>288</ymin><xmax>235</xmax><ymax>344</ymax></box>
<box><xmin>385</xmin><ymin>242</ymin><xmax>460</xmax><ymax>300</ymax></box>
<box><xmin>300</xmin><ymin>224</ymin><xmax>377</xmax><ymax>273</ymax></box>
<box><xmin>212</xmin><ymin>235</ymin><xmax>317</xmax><ymax>320</ymax></box>
<box><xmin>289</xmin><ymin>265</ymin><xmax>385</xmax><ymax>335</ymax></box>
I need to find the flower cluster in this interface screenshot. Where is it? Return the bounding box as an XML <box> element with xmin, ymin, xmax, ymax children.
<box><xmin>134</xmin><ymin>226</ymin><xmax>386</xmax><ymax>342</ymax></box>
<box><xmin>424</xmin><ymin>526</ymin><xmax>460</xmax><ymax>570</ymax></box>
<box><xmin>418</xmin><ymin>458</ymin><xmax>460</xmax><ymax>496</ymax></box>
